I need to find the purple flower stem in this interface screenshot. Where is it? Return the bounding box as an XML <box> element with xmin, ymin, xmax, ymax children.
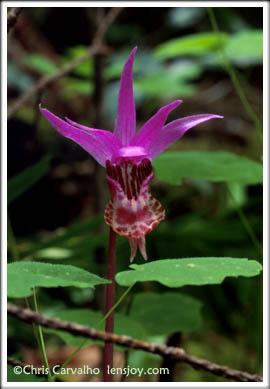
<box><xmin>103</xmin><ymin>227</ymin><xmax>117</xmax><ymax>382</ymax></box>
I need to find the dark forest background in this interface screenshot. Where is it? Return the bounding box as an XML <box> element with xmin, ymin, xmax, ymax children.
<box><xmin>7</xmin><ymin>7</ymin><xmax>263</xmax><ymax>382</ymax></box>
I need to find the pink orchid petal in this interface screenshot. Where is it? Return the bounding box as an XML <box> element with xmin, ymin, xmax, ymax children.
<box><xmin>40</xmin><ymin>106</ymin><xmax>122</xmax><ymax>167</ymax></box>
<box><xmin>138</xmin><ymin>235</ymin><xmax>147</xmax><ymax>261</ymax></box>
<box><xmin>128</xmin><ymin>236</ymin><xmax>147</xmax><ymax>263</ymax></box>
<box><xmin>128</xmin><ymin>238</ymin><xmax>138</xmax><ymax>263</ymax></box>
<box><xmin>149</xmin><ymin>114</ymin><xmax>224</xmax><ymax>159</ymax></box>
<box><xmin>130</xmin><ymin>100</ymin><xmax>182</xmax><ymax>152</ymax></box>
<box><xmin>114</xmin><ymin>47</ymin><xmax>137</xmax><ymax>147</ymax></box>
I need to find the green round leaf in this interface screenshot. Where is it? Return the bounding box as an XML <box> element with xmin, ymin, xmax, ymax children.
<box><xmin>115</xmin><ymin>258</ymin><xmax>262</xmax><ymax>288</ymax></box>
<box><xmin>7</xmin><ymin>262</ymin><xmax>110</xmax><ymax>298</ymax></box>
<box><xmin>153</xmin><ymin>151</ymin><xmax>262</xmax><ymax>185</ymax></box>
<box><xmin>130</xmin><ymin>292</ymin><xmax>203</xmax><ymax>334</ymax></box>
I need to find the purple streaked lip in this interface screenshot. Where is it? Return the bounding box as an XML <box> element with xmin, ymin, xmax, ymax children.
<box><xmin>105</xmin><ymin>158</ymin><xmax>165</xmax><ymax>262</ymax></box>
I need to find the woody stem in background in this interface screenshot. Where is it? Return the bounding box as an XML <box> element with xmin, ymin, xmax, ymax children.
<box><xmin>103</xmin><ymin>228</ymin><xmax>117</xmax><ymax>381</ymax></box>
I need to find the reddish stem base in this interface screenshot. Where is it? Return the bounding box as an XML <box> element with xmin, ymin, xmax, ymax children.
<box><xmin>103</xmin><ymin>228</ymin><xmax>116</xmax><ymax>382</ymax></box>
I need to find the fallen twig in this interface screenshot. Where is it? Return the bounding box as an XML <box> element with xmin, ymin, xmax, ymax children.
<box><xmin>7</xmin><ymin>7</ymin><xmax>124</xmax><ymax>120</ymax></box>
<box><xmin>7</xmin><ymin>302</ymin><xmax>263</xmax><ymax>382</ymax></box>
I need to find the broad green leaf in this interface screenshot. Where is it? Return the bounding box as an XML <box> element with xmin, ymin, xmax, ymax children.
<box><xmin>130</xmin><ymin>292</ymin><xmax>202</xmax><ymax>334</ymax></box>
<box><xmin>225</xmin><ymin>30</ymin><xmax>263</xmax><ymax>66</ymax></box>
<box><xmin>7</xmin><ymin>262</ymin><xmax>110</xmax><ymax>298</ymax></box>
<box><xmin>25</xmin><ymin>54</ymin><xmax>58</xmax><ymax>75</ymax></box>
<box><xmin>45</xmin><ymin>309</ymin><xmax>148</xmax><ymax>347</ymax></box>
<box><xmin>115</xmin><ymin>258</ymin><xmax>262</xmax><ymax>288</ymax></box>
<box><xmin>8</xmin><ymin>155</ymin><xmax>51</xmax><ymax>205</ymax></box>
<box><xmin>153</xmin><ymin>151</ymin><xmax>262</xmax><ymax>185</ymax></box>
<box><xmin>155</xmin><ymin>32</ymin><xmax>228</xmax><ymax>59</ymax></box>
<box><xmin>136</xmin><ymin>78</ymin><xmax>196</xmax><ymax>98</ymax></box>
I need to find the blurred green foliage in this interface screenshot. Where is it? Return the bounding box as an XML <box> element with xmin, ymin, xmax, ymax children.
<box><xmin>8</xmin><ymin>155</ymin><xmax>51</xmax><ymax>205</ymax></box>
<box><xmin>153</xmin><ymin>151</ymin><xmax>263</xmax><ymax>185</ymax></box>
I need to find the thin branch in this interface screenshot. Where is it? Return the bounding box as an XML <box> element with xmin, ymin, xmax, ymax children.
<box><xmin>7</xmin><ymin>7</ymin><xmax>22</xmax><ymax>33</ymax></box>
<box><xmin>7</xmin><ymin>302</ymin><xmax>263</xmax><ymax>382</ymax></box>
<box><xmin>92</xmin><ymin>7</ymin><xmax>124</xmax><ymax>47</ymax></box>
<box><xmin>7</xmin><ymin>7</ymin><xmax>124</xmax><ymax>121</ymax></box>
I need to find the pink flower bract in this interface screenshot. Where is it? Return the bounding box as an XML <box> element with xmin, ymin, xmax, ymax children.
<box><xmin>40</xmin><ymin>47</ymin><xmax>223</xmax><ymax>262</ymax></box>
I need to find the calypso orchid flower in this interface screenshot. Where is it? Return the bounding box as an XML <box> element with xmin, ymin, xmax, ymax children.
<box><xmin>40</xmin><ymin>47</ymin><xmax>223</xmax><ymax>262</ymax></box>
